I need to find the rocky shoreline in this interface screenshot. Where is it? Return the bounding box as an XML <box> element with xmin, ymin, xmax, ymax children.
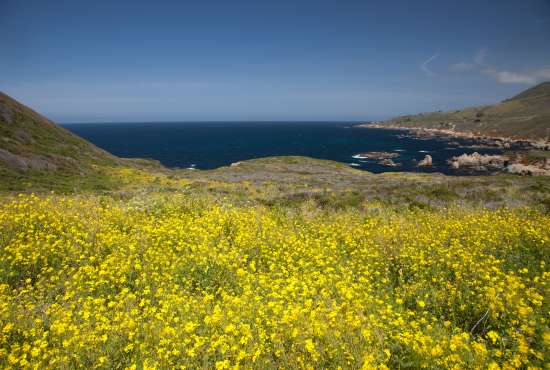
<box><xmin>447</xmin><ymin>152</ymin><xmax>550</xmax><ymax>176</ymax></box>
<box><xmin>361</xmin><ymin>123</ymin><xmax>550</xmax><ymax>151</ymax></box>
<box><xmin>357</xmin><ymin>123</ymin><xmax>550</xmax><ymax>176</ymax></box>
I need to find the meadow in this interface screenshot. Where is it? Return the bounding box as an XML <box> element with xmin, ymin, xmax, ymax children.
<box><xmin>0</xmin><ymin>191</ymin><xmax>548</xmax><ymax>369</ymax></box>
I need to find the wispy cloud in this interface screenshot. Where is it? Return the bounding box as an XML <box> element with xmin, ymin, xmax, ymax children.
<box><xmin>483</xmin><ymin>67</ymin><xmax>550</xmax><ymax>85</ymax></box>
<box><xmin>449</xmin><ymin>62</ymin><xmax>476</xmax><ymax>72</ymax></box>
<box><xmin>534</xmin><ymin>68</ymin><xmax>550</xmax><ymax>79</ymax></box>
<box><xmin>420</xmin><ymin>53</ymin><xmax>439</xmax><ymax>77</ymax></box>
<box><xmin>449</xmin><ymin>48</ymin><xmax>550</xmax><ymax>85</ymax></box>
<box><xmin>482</xmin><ymin>69</ymin><xmax>536</xmax><ymax>85</ymax></box>
<box><xmin>473</xmin><ymin>48</ymin><xmax>488</xmax><ymax>65</ymax></box>
<box><xmin>449</xmin><ymin>47</ymin><xmax>486</xmax><ymax>72</ymax></box>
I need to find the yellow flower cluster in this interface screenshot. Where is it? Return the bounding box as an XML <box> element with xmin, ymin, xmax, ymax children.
<box><xmin>0</xmin><ymin>193</ymin><xmax>548</xmax><ymax>369</ymax></box>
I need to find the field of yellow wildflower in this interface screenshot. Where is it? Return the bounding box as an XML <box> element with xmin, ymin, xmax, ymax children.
<box><xmin>0</xmin><ymin>193</ymin><xmax>548</xmax><ymax>369</ymax></box>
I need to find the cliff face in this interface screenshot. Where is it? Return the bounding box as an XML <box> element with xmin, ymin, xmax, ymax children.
<box><xmin>374</xmin><ymin>82</ymin><xmax>550</xmax><ymax>143</ymax></box>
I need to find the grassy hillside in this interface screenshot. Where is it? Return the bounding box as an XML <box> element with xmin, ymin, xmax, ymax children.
<box><xmin>0</xmin><ymin>92</ymin><xmax>167</xmax><ymax>192</ymax></box>
<box><xmin>0</xmin><ymin>93</ymin><xmax>119</xmax><ymax>167</ymax></box>
<box><xmin>374</xmin><ymin>82</ymin><xmax>550</xmax><ymax>142</ymax></box>
<box><xmin>0</xmin><ymin>93</ymin><xmax>549</xmax><ymax>368</ymax></box>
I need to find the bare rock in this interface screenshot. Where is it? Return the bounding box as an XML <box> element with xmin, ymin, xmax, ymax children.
<box><xmin>418</xmin><ymin>154</ymin><xmax>433</xmax><ymax>166</ymax></box>
<box><xmin>448</xmin><ymin>152</ymin><xmax>508</xmax><ymax>171</ymax></box>
<box><xmin>14</xmin><ymin>129</ymin><xmax>35</xmax><ymax>144</ymax></box>
<box><xmin>0</xmin><ymin>148</ymin><xmax>63</xmax><ymax>172</ymax></box>
<box><xmin>506</xmin><ymin>163</ymin><xmax>550</xmax><ymax>176</ymax></box>
<box><xmin>378</xmin><ymin>158</ymin><xmax>401</xmax><ymax>167</ymax></box>
<box><xmin>0</xmin><ymin>102</ymin><xmax>15</xmax><ymax>125</ymax></box>
<box><xmin>354</xmin><ymin>151</ymin><xmax>399</xmax><ymax>160</ymax></box>
<box><xmin>0</xmin><ymin>148</ymin><xmax>28</xmax><ymax>171</ymax></box>
<box><xmin>27</xmin><ymin>156</ymin><xmax>57</xmax><ymax>171</ymax></box>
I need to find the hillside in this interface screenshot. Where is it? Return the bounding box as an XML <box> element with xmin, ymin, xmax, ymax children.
<box><xmin>0</xmin><ymin>92</ymin><xmax>166</xmax><ymax>191</ymax></box>
<box><xmin>371</xmin><ymin>82</ymin><xmax>550</xmax><ymax>143</ymax></box>
<box><xmin>0</xmin><ymin>92</ymin><xmax>120</xmax><ymax>170</ymax></box>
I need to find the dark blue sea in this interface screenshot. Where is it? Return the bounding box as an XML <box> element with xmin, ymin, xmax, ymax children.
<box><xmin>62</xmin><ymin>122</ymin><xmax>503</xmax><ymax>175</ymax></box>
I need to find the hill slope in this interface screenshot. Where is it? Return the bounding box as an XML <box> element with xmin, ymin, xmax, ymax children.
<box><xmin>0</xmin><ymin>92</ymin><xmax>165</xmax><ymax>191</ymax></box>
<box><xmin>371</xmin><ymin>82</ymin><xmax>550</xmax><ymax>143</ymax></box>
<box><xmin>0</xmin><ymin>92</ymin><xmax>119</xmax><ymax>171</ymax></box>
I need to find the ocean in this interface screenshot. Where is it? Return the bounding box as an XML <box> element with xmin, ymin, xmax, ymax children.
<box><xmin>62</xmin><ymin>121</ymin><xmax>503</xmax><ymax>174</ymax></box>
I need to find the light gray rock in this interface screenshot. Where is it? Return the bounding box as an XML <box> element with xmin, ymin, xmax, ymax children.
<box><xmin>448</xmin><ymin>152</ymin><xmax>508</xmax><ymax>171</ymax></box>
<box><xmin>355</xmin><ymin>151</ymin><xmax>399</xmax><ymax>159</ymax></box>
<box><xmin>506</xmin><ymin>163</ymin><xmax>550</xmax><ymax>176</ymax></box>
<box><xmin>418</xmin><ymin>154</ymin><xmax>433</xmax><ymax>166</ymax></box>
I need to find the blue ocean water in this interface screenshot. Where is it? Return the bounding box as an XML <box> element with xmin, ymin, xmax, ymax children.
<box><xmin>62</xmin><ymin>122</ymin><xmax>503</xmax><ymax>174</ymax></box>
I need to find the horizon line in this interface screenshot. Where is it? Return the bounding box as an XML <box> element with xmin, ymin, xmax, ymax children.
<box><xmin>60</xmin><ymin>120</ymin><xmax>371</xmax><ymax>125</ymax></box>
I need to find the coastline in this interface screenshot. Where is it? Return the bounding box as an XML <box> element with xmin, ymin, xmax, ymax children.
<box><xmin>356</xmin><ymin>123</ymin><xmax>550</xmax><ymax>176</ymax></box>
<box><xmin>358</xmin><ymin>123</ymin><xmax>550</xmax><ymax>151</ymax></box>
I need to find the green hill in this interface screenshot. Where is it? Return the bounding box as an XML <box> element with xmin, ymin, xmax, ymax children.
<box><xmin>508</xmin><ymin>81</ymin><xmax>550</xmax><ymax>101</ymax></box>
<box><xmin>0</xmin><ymin>92</ymin><xmax>167</xmax><ymax>191</ymax></box>
<box><xmin>0</xmin><ymin>92</ymin><xmax>118</xmax><ymax>170</ymax></box>
<box><xmin>373</xmin><ymin>82</ymin><xmax>550</xmax><ymax>142</ymax></box>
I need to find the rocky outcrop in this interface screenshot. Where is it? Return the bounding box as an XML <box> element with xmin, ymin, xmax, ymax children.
<box><xmin>0</xmin><ymin>148</ymin><xmax>28</xmax><ymax>171</ymax></box>
<box><xmin>0</xmin><ymin>101</ymin><xmax>15</xmax><ymax>125</ymax></box>
<box><xmin>353</xmin><ymin>152</ymin><xmax>399</xmax><ymax>159</ymax></box>
<box><xmin>448</xmin><ymin>152</ymin><xmax>509</xmax><ymax>171</ymax></box>
<box><xmin>14</xmin><ymin>129</ymin><xmax>34</xmax><ymax>145</ymax></box>
<box><xmin>446</xmin><ymin>152</ymin><xmax>550</xmax><ymax>175</ymax></box>
<box><xmin>378</xmin><ymin>158</ymin><xmax>401</xmax><ymax>167</ymax></box>
<box><xmin>418</xmin><ymin>155</ymin><xmax>433</xmax><ymax>166</ymax></box>
<box><xmin>0</xmin><ymin>148</ymin><xmax>70</xmax><ymax>172</ymax></box>
<box><xmin>505</xmin><ymin>163</ymin><xmax>550</xmax><ymax>176</ymax></box>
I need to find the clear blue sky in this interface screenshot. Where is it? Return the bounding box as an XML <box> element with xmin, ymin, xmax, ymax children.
<box><xmin>1</xmin><ymin>0</ymin><xmax>549</xmax><ymax>122</ymax></box>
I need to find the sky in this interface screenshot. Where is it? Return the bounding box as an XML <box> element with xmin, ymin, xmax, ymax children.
<box><xmin>1</xmin><ymin>0</ymin><xmax>549</xmax><ymax>123</ymax></box>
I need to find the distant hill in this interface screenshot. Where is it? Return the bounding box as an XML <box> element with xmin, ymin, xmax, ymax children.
<box><xmin>373</xmin><ymin>82</ymin><xmax>550</xmax><ymax>142</ymax></box>
<box><xmin>507</xmin><ymin>81</ymin><xmax>550</xmax><ymax>101</ymax></box>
